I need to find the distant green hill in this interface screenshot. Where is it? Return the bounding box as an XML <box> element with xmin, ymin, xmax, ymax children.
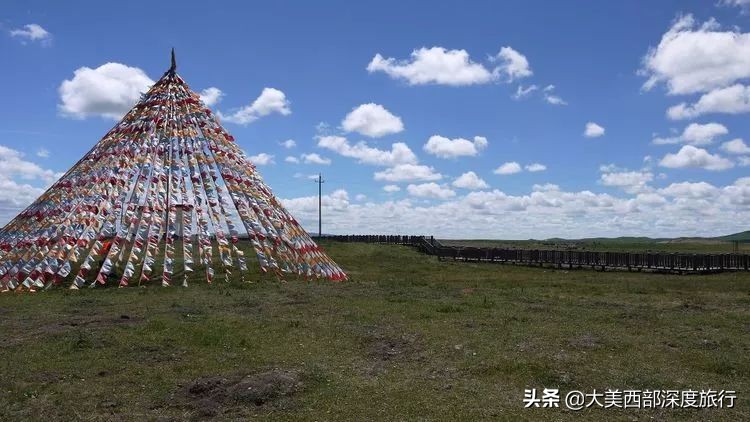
<box><xmin>553</xmin><ymin>231</ymin><xmax>750</xmax><ymax>243</ymax></box>
<box><xmin>579</xmin><ymin>236</ymin><xmax>667</xmax><ymax>243</ymax></box>
<box><xmin>503</xmin><ymin>232</ymin><xmax>749</xmax><ymax>244</ymax></box>
<box><xmin>716</xmin><ymin>230</ymin><xmax>750</xmax><ymax>242</ymax></box>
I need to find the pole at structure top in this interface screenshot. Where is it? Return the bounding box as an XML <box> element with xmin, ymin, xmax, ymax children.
<box><xmin>164</xmin><ymin>48</ymin><xmax>177</xmax><ymax>77</ymax></box>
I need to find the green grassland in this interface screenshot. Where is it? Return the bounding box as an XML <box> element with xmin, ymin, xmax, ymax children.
<box><xmin>0</xmin><ymin>240</ymin><xmax>748</xmax><ymax>420</ymax></box>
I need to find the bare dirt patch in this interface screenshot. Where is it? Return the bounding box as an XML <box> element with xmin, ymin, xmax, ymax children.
<box><xmin>366</xmin><ymin>332</ymin><xmax>421</xmax><ymax>362</ymax></box>
<box><xmin>358</xmin><ymin>328</ymin><xmax>424</xmax><ymax>377</ymax></box>
<box><xmin>175</xmin><ymin>369</ymin><xmax>304</xmax><ymax>418</ymax></box>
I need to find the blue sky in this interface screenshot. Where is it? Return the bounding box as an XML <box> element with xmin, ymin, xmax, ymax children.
<box><xmin>2</xmin><ymin>0</ymin><xmax>750</xmax><ymax>238</ymax></box>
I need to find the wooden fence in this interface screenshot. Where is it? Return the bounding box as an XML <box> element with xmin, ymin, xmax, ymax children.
<box><xmin>320</xmin><ymin>235</ymin><xmax>750</xmax><ymax>273</ymax></box>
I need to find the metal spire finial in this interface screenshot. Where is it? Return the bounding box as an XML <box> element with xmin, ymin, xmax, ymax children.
<box><xmin>169</xmin><ymin>48</ymin><xmax>176</xmax><ymax>73</ymax></box>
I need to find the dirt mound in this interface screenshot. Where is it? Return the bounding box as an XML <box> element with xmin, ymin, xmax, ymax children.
<box><xmin>360</xmin><ymin>325</ymin><xmax>423</xmax><ymax>363</ymax></box>
<box><xmin>368</xmin><ymin>335</ymin><xmax>417</xmax><ymax>361</ymax></box>
<box><xmin>358</xmin><ymin>328</ymin><xmax>424</xmax><ymax>377</ymax></box>
<box><xmin>228</xmin><ymin>371</ymin><xmax>301</xmax><ymax>405</ymax></box>
<box><xmin>178</xmin><ymin>369</ymin><xmax>303</xmax><ymax>417</ymax></box>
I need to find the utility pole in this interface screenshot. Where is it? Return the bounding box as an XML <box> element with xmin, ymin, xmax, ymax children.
<box><xmin>314</xmin><ymin>173</ymin><xmax>324</xmax><ymax>238</ymax></box>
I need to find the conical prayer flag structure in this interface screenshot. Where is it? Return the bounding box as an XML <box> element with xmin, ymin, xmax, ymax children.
<box><xmin>0</xmin><ymin>51</ymin><xmax>346</xmax><ymax>292</ymax></box>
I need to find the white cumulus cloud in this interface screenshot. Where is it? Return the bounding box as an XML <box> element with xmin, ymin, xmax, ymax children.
<box><xmin>367</xmin><ymin>47</ymin><xmax>495</xmax><ymax>86</ymax></box>
<box><xmin>407</xmin><ymin>182</ymin><xmax>456</xmax><ymax>199</ymax></box>
<box><xmin>218</xmin><ymin>87</ymin><xmax>291</xmax><ymax>125</ymax></box>
<box><xmin>452</xmin><ymin>171</ymin><xmax>489</xmax><ymax>190</ymax></box>
<box><xmin>199</xmin><ymin>87</ymin><xmax>224</xmax><ymax>106</ymax></box>
<box><xmin>584</xmin><ymin>122</ymin><xmax>605</xmax><ymax>138</ymax></box>
<box><xmin>10</xmin><ymin>23</ymin><xmax>51</xmax><ymax>44</ymax></box>
<box><xmin>719</xmin><ymin>0</ymin><xmax>750</xmax><ymax>11</ymax></box>
<box><xmin>341</xmin><ymin>103</ymin><xmax>404</xmax><ymax>138</ymax></box>
<box><xmin>374</xmin><ymin>164</ymin><xmax>442</xmax><ymax>182</ymax></box>
<box><xmin>0</xmin><ymin>145</ymin><xmax>62</xmax><ymax>222</ymax></box>
<box><xmin>600</xmin><ymin>170</ymin><xmax>654</xmax><ymax>194</ymax></box>
<box><xmin>248</xmin><ymin>153</ymin><xmax>274</xmax><ymax>165</ymax></box>
<box><xmin>641</xmin><ymin>14</ymin><xmax>750</xmax><ymax>95</ymax></box>
<box><xmin>721</xmin><ymin>138</ymin><xmax>750</xmax><ymax>155</ymax></box>
<box><xmin>660</xmin><ymin>181</ymin><xmax>718</xmax><ymax>199</ymax></box>
<box><xmin>58</xmin><ymin>63</ymin><xmax>154</xmax><ymax>120</ymax></box>
<box><xmin>0</xmin><ymin>176</ymin><xmax>44</xmax><ymax>209</ymax></box>
<box><xmin>525</xmin><ymin>163</ymin><xmax>547</xmax><ymax>172</ymax></box>
<box><xmin>642</xmin><ymin>15</ymin><xmax>750</xmax><ymax>120</ymax></box>
<box><xmin>383</xmin><ymin>184</ymin><xmax>401</xmax><ymax>193</ymax></box>
<box><xmin>653</xmin><ymin>122</ymin><xmax>728</xmax><ymax>145</ymax></box>
<box><xmin>493</xmin><ymin>46</ymin><xmax>533</xmax><ymax>82</ymax></box>
<box><xmin>0</xmin><ymin>145</ymin><xmax>61</xmax><ymax>184</ymax></box>
<box><xmin>659</xmin><ymin>145</ymin><xmax>734</xmax><ymax>171</ymax></box>
<box><xmin>667</xmin><ymin>84</ymin><xmax>750</xmax><ymax>120</ymax></box>
<box><xmin>281</xmin><ymin>189</ymin><xmax>350</xmax><ymax>214</ymax></box>
<box><xmin>423</xmin><ymin>135</ymin><xmax>488</xmax><ymax>158</ymax></box>
<box><xmin>301</xmin><ymin>153</ymin><xmax>331</xmax><ymax>165</ymax></box>
<box><xmin>280</xmin><ymin>139</ymin><xmax>296</xmax><ymax>149</ymax></box>
<box><xmin>635</xmin><ymin>192</ymin><xmax>667</xmax><ymax>207</ymax></box>
<box><xmin>494</xmin><ymin>162</ymin><xmax>522</xmax><ymax>175</ymax></box>
<box><xmin>317</xmin><ymin>135</ymin><xmax>417</xmax><ymax>166</ymax></box>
